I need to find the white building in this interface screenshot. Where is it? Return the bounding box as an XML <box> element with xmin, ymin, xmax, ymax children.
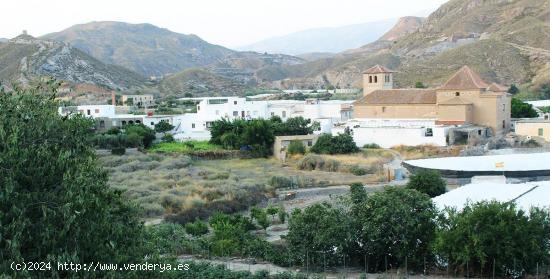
<box><xmin>333</xmin><ymin>118</ymin><xmax>450</xmax><ymax>148</ymax></box>
<box><xmin>58</xmin><ymin>105</ymin><xmax>116</xmax><ymax>118</ymax></box>
<box><xmin>172</xmin><ymin>97</ymin><xmax>354</xmax><ymax>141</ymax></box>
<box><xmin>433</xmin><ymin>180</ymin><xmax>550</xmax><ymax>212</ymax></box>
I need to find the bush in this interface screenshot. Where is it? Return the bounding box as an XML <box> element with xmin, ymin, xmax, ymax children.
<box><xmin>311</xmin><ymin>133</ymin><xmax>359</xmax><ymax>154</ymax></box>
<box><xmin>297</xmin><ymin>154</ymin><xmax>340</xmax><ymax>172</ymax></box>
<box><xmin>111</xmin><ymin>147</ymin><xmax>126</xmax><ymax>155</ymax></box>
<box><xmin>406</xmin><ymin>169</ymin><xmax>446</xmax><ymax>197</ymax></box>
<box><xmin>184</xmin><ymin>220</ymin><xmax>209</xmax><ymax>236</ymax></box>
<box><xmin>286</xmin><ymin>140</ymin><xmax>305</xmax><ymax>155</ymax></box>
<box><xmin>363</xmin><ymin>143</ymin><xmax>381</xmax><ymax>149</ymax></box>
<box><xmin>268</xmin><ymin>176</ymin><xmax>294</xmax><ymax>189</ymax></box>
<box><xmin>511</xmin><ymin>98</ymin><xmax>538</xmax><ymax>118</ymax></box>
<box><xmin>349</xmin><ymin>165</ymin><xmax>368</xmax><ymax>176</ymax></box>
<box><xmin>154</xmin><ymin>121</ymin><xmax>174</xmax><ymax>133</ymax></box>
<box><xmin>161</xmin><ymin>133</ymin><xmax>175</xmax><ymax>143</ymax></box>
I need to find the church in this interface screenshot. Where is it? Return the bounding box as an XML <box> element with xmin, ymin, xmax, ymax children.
<box><xmin>353</xmin><ymin>65</ymin><xmax>511</xmax><ymax>136</ymax></box>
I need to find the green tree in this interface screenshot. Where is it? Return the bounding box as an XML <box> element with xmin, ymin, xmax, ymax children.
<box><xmin>406</xmin><ymin>169</ymin><xmax>446</xmax><ymax>197</ymax></box>
<box><xmin>415</xmin><ymin>81</ymin><xmax>427</xmax><ymax>88</ymax></box>
<box><xmin>0</xmin><ymin>83</ymin><xmax>147</xmax><ymax>277</ymax></box>
<box><xmin>273</xmin><ymin>116</ymin><xmax>314</xmax><ymax>136</ymax></box>
<box><xmin>161</xmin><ymin>133</ymin><xmax>175</xmax><ymax>143</ymax></box>
<box><xmin>287</xmin><ymin>140</ymin><xmax>306</xmax><ymax>155</ymax></box>
<box><xmin>356</xmin><ymin>187</ymin><xmax>437</xmax><ymax>271</ymax></box>
<box><xmin>511</xmin><ymin>98</ymin><xmax>538</xmax><ymax>118</ymax></box>
<box><xmin>435</xmin><ymin>202</ymin><xmax>549</xmax><ymax>277</ymax></box>
<box><xmin>155</xmin><ymin>120</ymin><xmax>175</xmax><ymax>133</ymax></box>
<box><xmin>508</xmin><ymin>84</ymin><xmax>519</xmax><ymax>94</ymax></box>
<box><xmin>266</xmin><ymin>205</ymin><xmax>279</xmax><ymax>222</ymax></box>
<box><xmin>311</xmin><ymin>133</ymin><xmax>359</xmax><ymax>154</ymax></box>
<box><xmin>286</xmin><ymin>203</ymin><xmax>352</xmax><ymax>267</ymax></box>
<box><xmin>184</xmin><ymin>220</ymin><xmax>209</xmax><ymax>236</ymax></box>
<box><xmin>349</xmin><ymin>183</ymin><xmax>366</xmax><ymax>206</ymax></box>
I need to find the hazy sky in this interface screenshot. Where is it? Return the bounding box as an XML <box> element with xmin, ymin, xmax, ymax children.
<box><xmin>2</xmin><ymin>0</ymin><xmax>448</xmax><ymax>47</ymax></box>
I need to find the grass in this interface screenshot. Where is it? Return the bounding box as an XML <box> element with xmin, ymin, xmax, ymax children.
<box><xmin>149</xmin><ymin>141</ymin><xmax>223</xmax><ymax>153</ymax></box>
<box><xmin>391</xmin><ymin>144</ymin><xmax>461</xmax><ymax>160</ymax></box>
<box><xmin>99</xmin><ymin>148</ymin><xmax>397</xmax><ymax>221</ymax></box>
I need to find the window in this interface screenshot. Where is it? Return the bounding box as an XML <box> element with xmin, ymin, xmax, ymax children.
<box><xmin>307</xmin><ymin>141</ymin><xmax>312</xmax><ymax>147</ymax></box>
<box><xmin>478</xmin><ymin>130</ymin><xmax>482</xmax><ymax>136</ymax></box>
<box><xmin>382</xmin><ymin>107</ymin><xmax>386</xmax><ymax>113</ymax></box>
<box><xmin>455</xmin><ymin>92</ymin><xmax>460</xmax><ymax>97</ymax></box>
<box><xmin>271</xmin><ymin>112</ymin><xmax>275</xmax><ymax>116</ymax></box>
<box><xmin>538</xmin><ymin>128</ymin><xmax>544</xmax><ymax>136</ymax></box>
<box><xmin>502</xmin><ymin>120</ymin><xmax>506</xmax><ymax>129</ymax></box>
<box><xmin>99</xmin><ymin>120</ymin><xmax>105</xmax><ymax>128</ymax></box>
<box><xmin>136</xmin><ymin>120</ymin><xmax>141</xmax><ymax>124</ymax></box>
<box><xmin>282</xmin><ymin>111</ymin><xmax>287</xmax><ymax>118</ymax></box>
<box><xmin>385</xmin><ymin>75</ymin><xmax>390</xmax><ymax>83</ymax></box>
<box><xmin>502</xmin><ymin>104</ymin><xmax>505</xmax><ymax>112</ymax></box>
<box><xmin>215</xmin><ymin>110</ymin><xmax>219</xmax><ymax>115</ymax></box>
<box><xmin>233</xmin><ymin>111</ymin><xmax>238</xmax><ymax>117</ymax></box>
<box><xmin>87</xmin><ymin>109</ymin><xmax>91</xmax><ymax>115</ymax></box>
<box><xmin>234</xmin><ymin>101</ymin><xmax>238</xmax><ymax>105</ymax></box>
<box><xmin>192</xmin><ymin>123</ymin><xmax>195</xmax><ymax>128</ymax></box>
<box><xmin>122</xmin><ymin>121</ymin><xmax>127</xmax><ymax>126</ymax></box>
<box><xmin>374</xmin><ymin>76</ymin><xmax>378</xmax><ymax>83</ymax></box>
<box><xmin>425</xmin><ymin>128</ymin><xmax>433</xmax><ymax>137</ymax></box>
<box><xmin>369</xmin><ymin>76</ymin><xmax>372</xmax><ymax>83</ymax></box>
<box><xmin>95</xmin><ymin>109</ymin><xmax>100</xmax><ymax>113</ymax></box>
<box><xmin>197</xmin><ymin>105</ymin><xmax>200</xmax><ymax>111</ymax></box>
<box><xmin>151</xmin><ymin>122</ymin><xmax>154</xmax><ymax>125</ymax></box>
<box><xmin>241</xmin><ymin>111</ymin><xmax>245</xmax><ymax>117</ymax></box>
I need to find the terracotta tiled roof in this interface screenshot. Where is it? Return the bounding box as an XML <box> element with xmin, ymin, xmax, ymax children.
<box><xmin>438</xmin><ymin>97</ymin><xmax>473</xmax><ymax>105</ymax></box>
<box><xmin>439</xmin><ymin>66</ymin><xmax>489</xmax><ymax>90</ymax></box>
<box><xmin>487</xmin><ymin>82</ymin><xmax>508</xmax><ymax>92</ymax></box>
<box><xmin>363</xmin><ymin>64</ymin><xmax>395</xmax><ymax>74</ymax></box>
<box><xmin>355</xmin><ymin>89</ymin><xmax>436</xmax><ymax>105</ymax></box>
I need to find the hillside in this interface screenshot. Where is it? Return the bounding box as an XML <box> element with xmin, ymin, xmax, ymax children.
<box><xmin>43</xmin><ymin>21</ymin><xmax>234</xmax><ymax>77</ymax></box>
<box><xmin>262</xmin><ymin>0</ymin><xmax>550</xmax><ymax>92</ymax></box>
<box><xmin>158</xmin><ymin>68</ymin><xmax>252</xmax><ymax>97</ymax></box>
<box><xmin>379</xmin><ymin>16</ymin><xmax>424</xmax><ymax>41</ymax></box>
<box><xmin>0</xmin><ymin>34</ymin><xmax>145</xmax><ymax>89</ymax></box>
<box><xmin>236</xmin><ymin>18</ymin><xmax>397</xmax><ymax>55</ymax></box>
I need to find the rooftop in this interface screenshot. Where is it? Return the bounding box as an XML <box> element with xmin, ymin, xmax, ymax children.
<box><xmin>355</xmin><ymin>89</ymin><xmax>436</xmax><ymax>105</ymax></box>
<box><xmin>439</xmin><ymin>65</ymin><xmax>489</xmax><ymax>90</ymax></box>
<box><xmin>433</xmin><ymin>181</ymin><xmax>550</xmax><ymax>211</ymax></box>
<box><xmin>363</xmin><ymin>64</ymin><xmax>395</xmax><ymax>74</ymax></box>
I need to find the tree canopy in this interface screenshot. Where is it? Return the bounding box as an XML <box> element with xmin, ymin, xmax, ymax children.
<box><xmin>406</xmin><ymin>169</ymin><xmax>446</xmax><ymax>197</ymax></box>
<box><xmin>511</xmin><ymin>98</ymin><xmax>538</xmax><ymax>118</ymax></box>
<box><xmin>0</xmin><ymin>83</ymin><xmax>147</xmax><ymax>277</ymax></box>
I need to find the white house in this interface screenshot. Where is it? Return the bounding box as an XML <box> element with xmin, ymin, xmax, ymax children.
<box><xmin>333</xmin><ymin>118</ymin><xmax>450</xmax><ymax>148</ymax></box>
<box><xmin>58</xmin><ymin>105</ymin><xmax>116</xmax><ymax>118</ymax></box>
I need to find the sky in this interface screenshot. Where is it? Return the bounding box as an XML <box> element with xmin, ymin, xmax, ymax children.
<box><xmin>1</xmin><ymin>0</ymin><xmax>448</xmax><ymax>47</ymax></box>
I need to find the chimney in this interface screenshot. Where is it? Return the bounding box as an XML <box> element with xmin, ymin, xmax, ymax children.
<box><xmin>111</xmin><ymin>91</ymin><xmax>116</xmax><ymax>106</ymax></box>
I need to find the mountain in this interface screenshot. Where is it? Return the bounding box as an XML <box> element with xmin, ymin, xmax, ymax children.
<box><xmin>379</xmin><ymin>16</ymin><xmax>424</xmax><ymax>41</ymax></box>
<box><xmin>0</xmin><ymin>38</ymin><xmax>7</xmax><ymax>43</ymax></box>
<box><xmin>236</xmin><ymin>18</ymin><xmax>398</xmax><ymax>55</ymax></box>
<box><xmin>43</xmin><ymin>21</ymin><xmax>234</xmax><ymax>77</ymax></box>
<box><xmin>259</xmin><ymin>0</ymin><xmax>550</xmax><ymax>92</ymax></box>
<box><xmin>0</xmin><ymin>34</ymin><xmax>145</xmax><ymax>89</ymax></box>
<box><xmin>159</xmin><ymin>68</ymin><xmax>252</xmax><ymax>97</ymax></box>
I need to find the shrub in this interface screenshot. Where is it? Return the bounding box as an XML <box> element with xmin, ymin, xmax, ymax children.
<box><xmin>297</xmin><ymin>154</ymin><xmax>340</xmax><ymax>172</ymax></box>
<box><xmin>268</xmin><ymin>176</ymin><xmax>294</xmax><ymax>189</ymax></box>
<box><xmin>406</xmin><ymin>169</ymin><xmax>446</xmax><ymax>197</ymax></box>
<box><xmin>286</xmin><ymin>140</ymin><xmax>305</xmax><ymax>155</ymax></box>
<box><xmin>363</xmin><ymin>143</ymin><xmax>381</xmax><ymax>149</ymax></box>
<box><xmin>311</xmin><ymin>133</ymin><xmax>359</xmax><ymax>154</ymax></box>
<box><xmin>111</xmin><ymin>147</ymin><xmax>126</xmax><ymax>155</ymax></box>
<box><xmin>184</xmin><ymin>220</ymin><xmax>209</xmax><ymax>236</ymax></box>
<box><xmin>349</xmin><ymin>165</ymin><xmax>368</xmax><ymax>176</ymax></box>
<box><xmin>161</xmin><ymin>133</ymin><xmax>175</xmax><ymax>143</ymax></box>
<box><xmin>154</xmin><ymin>121</ymin><xmax>175</xmax><ymax>133</ymax></box>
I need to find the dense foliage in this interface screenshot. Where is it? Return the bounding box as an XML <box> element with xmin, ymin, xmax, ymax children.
<box><xmin>310</xmin><ymin>133</ymin><xmax>359</xmax><ymax>154</ymax></box>
<box><xmin>406</xmin><ymin>169</ymin><xmax>447</xmax><ymax>197</ymax></box>
<box><xmin>154</xmin><ymin>120</ymin><xmax>175</xmax><ymax>133</ymax></box>
<box><xmin>0</xmin><ymin>83</ymin><xmax>148</xmax><ymax>278</ymax></box>
<box><xmin>436</xmin><ymin>202</ymin><xmax>550</xmax><ymax>277</ymax></box>
<box><xmin>511</xmin><ymin>98</ymin><xmax>538</xmax><ymax>118</ymax></box>
<box><xmin>209</xmin><ymin>117</ymin><xmax>315</xmax><ymax>157</ymax></box>
<box><xmin>286</xmin><ymin>140</ymin><xmax>306</xmax><ymax>155</ymax></box>
<box><xmin>92</xmin><ymin>123</ymin><xmax>156</xmax><ymax>149</ymax></box>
